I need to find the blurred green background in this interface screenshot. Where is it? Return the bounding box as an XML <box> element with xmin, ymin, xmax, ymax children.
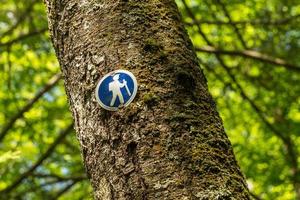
<box><xmin>0</xmin><ymin>0</ymin><xmax>299</xmax><ymax>199</ymax></box>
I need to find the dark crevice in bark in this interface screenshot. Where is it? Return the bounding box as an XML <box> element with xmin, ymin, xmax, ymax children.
<box><xmin>127</xmin><ymin>142</ymin><xmax>138</xmax><ymax>157</ymax></box>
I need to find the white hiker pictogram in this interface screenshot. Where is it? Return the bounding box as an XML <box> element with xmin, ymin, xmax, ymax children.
<box><xmin>95</xmin><ymin>69</ymin><xmax>138</xmax><ymax>111</ymax></box>
<box><xmin>109</xmin><ymin>74</ymin><xmax>131</xmax><ymax>106</ymax></box>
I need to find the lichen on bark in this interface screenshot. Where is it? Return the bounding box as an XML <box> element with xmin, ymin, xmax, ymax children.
<box><xmin>44</xmin><ymin>0</ymin><xmax>250</xmax><ymax>199</ymax></box>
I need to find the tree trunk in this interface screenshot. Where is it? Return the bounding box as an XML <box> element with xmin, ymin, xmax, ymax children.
<box><xmin>44</xmin><ymin>0</ymin><xmax>250</xmax><ymax>199</ymax></box>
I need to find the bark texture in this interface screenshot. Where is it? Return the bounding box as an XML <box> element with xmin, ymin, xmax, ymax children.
<box><xmin>44</xmin><ymin>0</ymin><xmax>250</xmax><ymax>199</ymax></box>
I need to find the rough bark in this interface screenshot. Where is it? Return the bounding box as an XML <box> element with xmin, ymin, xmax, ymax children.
<box><xmin>44</xmin><ymin>0</ymin><xmax>250</xmax><ymax>199</ymax></box>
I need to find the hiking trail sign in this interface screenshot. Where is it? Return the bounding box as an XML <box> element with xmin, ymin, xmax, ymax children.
<box><xmin>95</xmin><ymin>70</ymin><xmax>138</xmax><ymax>111</ymax></box>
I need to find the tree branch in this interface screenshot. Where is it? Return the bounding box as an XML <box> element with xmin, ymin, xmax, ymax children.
<box><xmin>0</xmin><ymin>0</ymin><xmax>38</xmax><ymax>38</ymax></box>
<box><xmin>0</xmin><ymin>123</ymin><xmax>74</xmax><ymax>194</ymax></box>
<box><xmin>0</xmin><ymin>73</ymin><xmax>61</xmax><ymax>143</ymax></box>
<box><xmin>184</xmin><ymin>14</ymin><xmax>300</xmax><ymax>26</ymax></box>
<box><xmin>32</xmin><ymin>173</ymin><xmax>87</xmax><ymax>181</ymax></box>
<box><xmin>249</xmin><ymin>191</ymin><xmax>262</xmax><ymax>200</ymax></box>
<box><xmin>12</xmin><ymin>174</ymin><xmax>86</xmax><ymax>199</ymax></box>
<box><xmin>50</xmin><ymin>180</ymin><xmax>79</xmax><ymax>200</ymax></box>
<box><xmin>195</xmin><ymin>46</ymin><xmax>300</xmax><ymax>72</ymax></box>
<box><xmin>0</xmin><ymin>28</ymin><xmax>48</xmax><ymax>48</ymax></box>
<box><xmin>214</xmin><ymin>0</ymin><xmax>248</xmax><ymax>48</ymax></box>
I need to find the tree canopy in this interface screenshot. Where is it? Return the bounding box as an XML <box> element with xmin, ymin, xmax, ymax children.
<box><xmin>0</xmin><ymin>0</ymin><xmax>299</xmax><ymax>199</ymax></box>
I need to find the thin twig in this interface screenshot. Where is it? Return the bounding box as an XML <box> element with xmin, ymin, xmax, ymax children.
<box><xmin>0</xmin><ymin>0</ymin><xmax>38</xmax><ymax>38</ymax></box>
<box><xmin>50</xmin><ymin>180</ymin><xmax>79</xmax><ymax>200</ymax></box>
<box><xmin>184</xmin><ymin>14</ymin><xmax>300</xmax><ymax>26</ymax></box>
<box><xmin>214</xmin><ymin>0</ymin><xmax>248</xmax><ymax>48</ymax></box>
<box><xmin>0</xmin><ymin>123</ymin><xmax>74</xmax><ymax>195</ymax></box>
<box><xmin>12</xmin><ymin>174</ymin><xmax>86</xmax><ymax>199</ymax></box>
<box><xmin>195</xmin><ymin>46</ymin><xmax>300</xmax><ymax>72</ymax></box>
<box><xmin>32</xmin><ymin>173</ymin><xmax>86</xmax><ymax>181</ymax></box>
<box><xmin>0</xmin><ymin>28</ymin><xmax>48</xmax><ymax>48</ymax></box>
<box><xmin>0</xmin><ymin>73</ymin><xmax>62</xmax><ymax>143</ymax></box>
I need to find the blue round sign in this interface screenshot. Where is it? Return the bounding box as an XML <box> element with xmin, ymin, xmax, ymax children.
<box><xmin>95</xmin><ymin>70</ymin><xmax>138</xmax><ymax>111</ymax></box>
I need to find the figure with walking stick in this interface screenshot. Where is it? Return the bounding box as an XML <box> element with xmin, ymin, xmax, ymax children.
<box><xmin>109</xmin><ymin>74</ymin><xmax>131</xmax><ymax>106</ymax></box>
<box><xmin>95</xmin><ymin>70</ymin><xmax>138</xmax><ymax>111</ymax></box>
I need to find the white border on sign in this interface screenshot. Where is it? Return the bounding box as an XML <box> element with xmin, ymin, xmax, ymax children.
<box><xmin>95</xmin><ymin>69</ymin><xmax>138</xmax><ymax>111</ymax></box>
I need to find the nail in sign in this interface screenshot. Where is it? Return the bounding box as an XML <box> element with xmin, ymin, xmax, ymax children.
<box><xmin>95</xmin><ymin>70</ymin><xmax>138</xmax><ymax>111</ymax></box>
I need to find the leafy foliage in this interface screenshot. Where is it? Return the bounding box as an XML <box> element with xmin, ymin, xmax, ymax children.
<box><xmin>0</xmin><ymin>0</ymin><xmax>299</xmax><ymax>199</ymax></box>
<box><xmin>179</xmin><ymin>0</ymin><xmax>300</xmax><ymax>199</ymax></box>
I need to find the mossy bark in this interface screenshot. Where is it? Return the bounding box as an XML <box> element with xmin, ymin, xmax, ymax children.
<box><xmin>44</xmin><ymin>0</ymin><xmax>250</xmax><ymax>199</ymax></box>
